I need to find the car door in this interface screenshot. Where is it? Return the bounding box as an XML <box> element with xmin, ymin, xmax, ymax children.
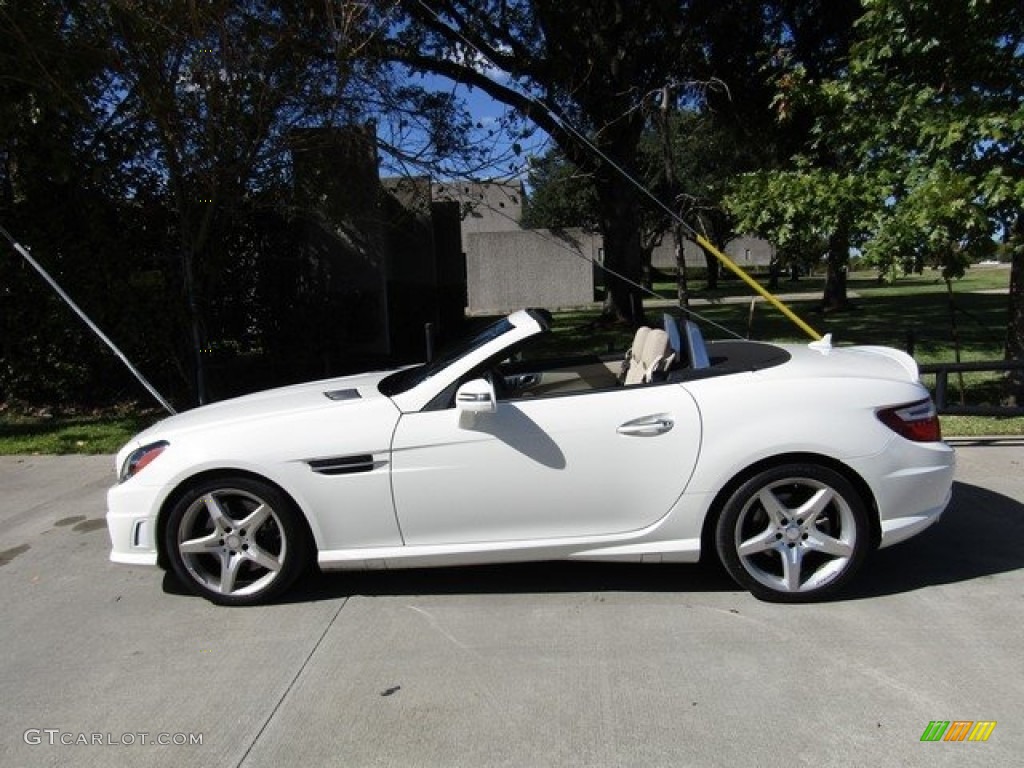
<box><xmin>389</xmin><ymin>384</ymin><xmax>702</xmax><ymax>546</ymax></box>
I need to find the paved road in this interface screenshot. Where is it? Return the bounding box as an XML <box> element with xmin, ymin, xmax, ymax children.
<box><xmin>1</xmin><ymin>444</ymin><xmax>1022</xmax><ymax>768</ymax></box>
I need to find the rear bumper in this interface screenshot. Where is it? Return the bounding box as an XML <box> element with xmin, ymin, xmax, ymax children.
<box><xmin>848</xmin><ymin>438</ymin><xmax>956</xmax><ymax>549</ymax></box>
<box><xmin>877</xmin><ymin>487</ymin><xmax>952</xmax><ymax>547</ymax></box>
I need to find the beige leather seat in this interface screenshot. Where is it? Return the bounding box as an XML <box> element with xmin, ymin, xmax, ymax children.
<box><xmin>621</xmin><ymin>326</ymin><xmax>649</xmax><ymax>384</ymax></box>
<box><xmin>623</xmin><ymin>327</ymin><xmax>673</xmax><ymax>385</ymax></box>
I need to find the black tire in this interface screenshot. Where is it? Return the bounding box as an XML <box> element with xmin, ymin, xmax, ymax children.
<box><xmin>714</xmin><ymin>463</ymin><xmax>871</xmax><ymax>603</ymax></box>
<box><xmin>164</xmin><ymin>476</ymin><xmax>310</xmax><ymax>606</ymax></box>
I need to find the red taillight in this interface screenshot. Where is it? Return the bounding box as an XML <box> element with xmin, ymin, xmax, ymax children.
<box><xmin>877</xmin><ymin>400</ymin><xmax>942</xmax><ymax>442</ymax></box>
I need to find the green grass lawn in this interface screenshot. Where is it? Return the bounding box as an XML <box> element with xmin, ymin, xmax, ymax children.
<box><xmin>651</xmin><ymin>263</ymin><xmax>1012</xmax><ymax>303</ymax></box>
<box><xmin>546</xmin><ymin>275</ymin><xmax>1010</xmax><ymax>353</ymax></box>
<box><xmin>0</xmin><ymin>411</ymin><xmax>161</xmax><ymax>455</ymax></box>
<box><xmin>0</xmin><ymin>264</ymin><xmax>1018</xmax><ymax>453</ymax></box>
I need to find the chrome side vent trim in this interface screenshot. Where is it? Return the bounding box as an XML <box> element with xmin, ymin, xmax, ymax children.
<box><xmin>308</xmin><ymin>455</ymin><xmax>378</xmax><ymax>476</ymax></box>
<box><xmin>131</xmin><ymin>519</ymin><xmax>151</xmax><ymax>549</ymax></box>
<box><xmin>324</xmin><ymin>388</ymin><xmax>361</xmax><ymax>401</ymax></box>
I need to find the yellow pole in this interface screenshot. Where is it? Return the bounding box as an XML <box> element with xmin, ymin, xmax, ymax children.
<box><xmin>694</xmin><ymin>234</ymin><xmax>822</xmax><ymax>341</ymax></box>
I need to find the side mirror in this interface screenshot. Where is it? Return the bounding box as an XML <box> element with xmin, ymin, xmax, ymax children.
<box><xmin>455</xmin><ymin>378</ymin><xmax>497</xmax><ymax>414</ymax></box>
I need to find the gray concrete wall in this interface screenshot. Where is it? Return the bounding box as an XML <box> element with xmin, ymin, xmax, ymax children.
<box><xmin>724</xmin><ymin>235</ymin><xmax>774</xmax><ymax>268</ymax></box>
<box><xmin>466</xmin><ymin>228</ymin><xmax>598</xmax><ymax>314</ymax></box>
<box><xmin>651</xmin><ymin>238</ymin><xmax>708</xmax><ymax>270</ymax></box>
<box><xmin>651</xmin><ymin>236</ymin><xmax>774</xmax><ymax>271</ymax></box>
<box><xmin>432</xmin><ymin>181</ymin><xmax>525</xmax><ymax>237</ymax></box>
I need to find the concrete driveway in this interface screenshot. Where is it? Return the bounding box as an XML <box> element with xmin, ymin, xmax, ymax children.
<box><xmin>1</xmin><ymin>443</ymin><xmax>1022</xmax><ymax>768</ymax></box>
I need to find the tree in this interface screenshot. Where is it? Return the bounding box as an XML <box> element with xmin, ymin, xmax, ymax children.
<box><xmin>720</xmin><ymin>0</ymin><xmax>866</xmax><ymax>309</ymax></box>
<box><xmin>726</xmin><ymin>164</ymin><xmax>879</xmax><ymax>309</ymax></box>
<box><xmin>4</xmin><ymin>1</ymin><xmax>438</xmax><ymax>405</ymax></box>
<box><xmin>523</xmin><ymin>108</ymin><xmax>754</xmax><ymax>294</ymax></box>
<box><xmin>1</xmin><ymin>1</ymin><xmax>506</xmax><ymax>407</ymax></box>
<box><xmin>816</xmin><ymin>0</ymin><xmax>1023</xmax><ymax>397</ymax></box>
<box><xmin>520</xmin><ymin>149</ymin><xmax>599</xmax><ymax>231</ymax></box>
<box><xmin>0</xmin><ymin>1</ymin><xmax>176</xmax><ymax>404</ymax></box>
<box><xmin>96</xmin><ymin>0</ymin><xmax>397</xmax><ymax>403</ymax></box>
<box><xmin>387</xmin><ymin>0</ymin><xmax>714</xmax><ymax>325</ymax></box>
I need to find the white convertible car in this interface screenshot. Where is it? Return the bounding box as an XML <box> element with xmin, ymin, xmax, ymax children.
<box><xmin>107</xmin><ymin>309</ymin><xmax>954</xmax><ymax>605</ymax></box>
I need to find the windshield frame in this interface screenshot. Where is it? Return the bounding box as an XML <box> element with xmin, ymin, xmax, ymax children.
<box><xmin>378</xmin><ymin>317</ymin><xmax>516</xmax><ymax>396</ymax></box>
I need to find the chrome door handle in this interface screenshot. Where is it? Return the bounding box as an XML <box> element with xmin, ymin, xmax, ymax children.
<box><xmin>509</xmin><ymin>373</ymin><xmax>539</xmax><ymax>389</ymax></box>
<box><xmin>617</xmin><ymin>415</ymin><xmax>674</xmax><ymax>436</ymax></box>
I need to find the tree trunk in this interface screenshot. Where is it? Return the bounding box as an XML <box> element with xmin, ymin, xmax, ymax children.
<box><xmin>673</xmin><ymin>223</ymin><xmax>689</xmax><ymax>307</ymax></box>
<box><xmin>768</xmin><ymin>254</ymin><xmax>780</xmax><ymax>289</ymax></box>
<box><xmin>640</xmin><ymin>246</ymin><xmax>653</xmax><ymax>290</ymax></box>
<box><xmin>704</xmin><ymin>250</ymin><xmax>719</xmax><ymax>290</ymax></box>
<box><xmin>180</xmin><ymin>245</ymin><xmax>208</xmax><ymax>405</ymax></box>
<box><xmin>822</xmin><ymin>226</ymin><xmax>850</xmax><ymax>311</ymax></box>
<box><xmin>596</xmin><ymin>181</ymin><xmax>645</xmax><ymax>327</ymax></box>
<box><xmin>701</xmin><ymin>213</ymin><xmax>727</xmax><ymax>291</ymax></box>
<box><xmin>1005</xmin><ymin>212</ymin><xmax>1024</xmax><ymax>405</ymax></box>
<box><xmin>655</xmin><ymin>88</ymin><xmax>688</xmax><ymax>309</ymax></box>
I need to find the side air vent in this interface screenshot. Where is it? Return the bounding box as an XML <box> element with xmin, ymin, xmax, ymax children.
<box><xmin>308</xmin><ymin>455</ymin><xmax>377</xmax><ymax>476</ymax></box>
<box><xmin>324</xmin><ymin>388</ymin><xmax>361</xmax><ymax>401</ymax></box>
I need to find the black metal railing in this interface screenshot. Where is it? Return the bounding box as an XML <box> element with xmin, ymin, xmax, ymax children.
<box><xmin>918</xmin><ymin>360</ymin><xmax>1024</xmax><ymax>416</ymax></box>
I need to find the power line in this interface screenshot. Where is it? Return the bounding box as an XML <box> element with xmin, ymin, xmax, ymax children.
<box><xmin>411</xmin><ymin>0</ymin><xmax>822</xmax><ymax>341</ymax></box>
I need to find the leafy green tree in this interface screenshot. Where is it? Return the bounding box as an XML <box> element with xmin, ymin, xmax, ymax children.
<box><xmin>388</xmin><ymin>0</ymin><xmax>717</xmax><ymax>324</ymax></box>
<box><xmin>521</xmin><ymin>150</ymin><xmax>599</xmax><ymax>231</ymax></box>
<box><xmin>388</xmin><ymin>1</ymin><xmax>867</xmax><ymax>322</ymax></box>
<box><xmin>523</xmin><ymin>109</ymin><xmax>757</xmax><ymax>294</ymax></box>
<box><xmin>799</xmin><ymin>0</ymin><xmax>1023</xmax><ymax>395</ymax></box>
<box><xmin>855</xmin><ymin>0</ymin><xmax>1022</xmax><ymax>397</ymax></box>
<box><xmin>726</xmin><ymin>165</ymin><xmax>879</xmax><ymax>308</ymax></box>
<box><xmin>722</xmin><ymin>0</ymin><xmax>868</xmax><ymax>310</ymax></box>
<box><xmin>862</xmin><ymin>167</ymin><xmax>995</xmax><ymax>279</ymax></box>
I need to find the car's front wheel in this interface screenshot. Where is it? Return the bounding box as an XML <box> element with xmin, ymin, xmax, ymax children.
<box><xmin>165</xmin><ymin>476</ymin><xmax>310</xmax><ymax>606</ymax></box>
<box><xmin>715</xmin><ymin>464</ymin><xmax>871</xmax><ymax>602</ymax></box>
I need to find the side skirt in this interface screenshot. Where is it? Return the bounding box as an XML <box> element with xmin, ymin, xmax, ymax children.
<box><xmin>318</xmin><ymin>537</ymin><xmax>702</xmax><ymax>571</ymax></box>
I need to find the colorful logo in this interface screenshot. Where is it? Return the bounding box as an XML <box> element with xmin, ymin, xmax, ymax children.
<box><xmin>920</xmin><ymin>721</ymin><xmax>996</xmax><ymax>742</ymax></box>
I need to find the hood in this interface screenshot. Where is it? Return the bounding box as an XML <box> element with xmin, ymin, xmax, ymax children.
<box><xmin>133</xmin><ymin>369</ymin><xmax>397</xmax><ymax>443</ymax></box>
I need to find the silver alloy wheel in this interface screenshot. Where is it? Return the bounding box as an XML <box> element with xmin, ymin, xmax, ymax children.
<box><xmin>732</xmin><ymin>476</ymin><xmax>857</xmax><ymax>594</ymax></box>
<box><xmin>175</xmin><ymin>488</ymin><xmax>288</xmax><ymax>598</ymax></box>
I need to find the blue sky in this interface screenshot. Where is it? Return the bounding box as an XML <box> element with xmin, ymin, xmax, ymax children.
<box><xmin>377</xmin><ymin>68</ymin><xmax>550</xmax><ymax>183</ymax></box>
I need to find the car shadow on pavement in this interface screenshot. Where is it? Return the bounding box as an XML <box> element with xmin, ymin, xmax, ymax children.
<box><xmin>285</xmin><ymin>560</ymin><xmax>738</xmax><ymax>603</ymax></box>
<box><xmin>845</xmin><ymin>480</ymin><xmax>1024</xmax><ymax>600</ymax></box>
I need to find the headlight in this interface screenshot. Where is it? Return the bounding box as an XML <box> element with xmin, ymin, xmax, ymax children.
<box><xmin>119</xmin><ymin>441</ymin><xmax>169</xmax><ymax>483</ymax></box>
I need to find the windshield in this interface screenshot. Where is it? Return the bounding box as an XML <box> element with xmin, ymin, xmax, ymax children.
<box><xmin>378</xmin><ymin>317</ymin><xmax>515</xmax><ymax>396</ymax></box>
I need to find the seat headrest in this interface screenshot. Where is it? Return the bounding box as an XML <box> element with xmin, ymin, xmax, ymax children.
<box><xmin>630</xmin><ymin>326</ymin><xmax>651</xmax><ymax>360</ymax></box>
<box><xmin>641</xmin><ymin>328</ymin><xmax>671</xmax><ymax>364</ymax></box>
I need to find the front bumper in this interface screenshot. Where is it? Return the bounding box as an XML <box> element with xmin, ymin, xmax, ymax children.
<box><xmin>107</xmin><ymin>481</ymin><xmax>161</xmax><ymax>566</ymax></box>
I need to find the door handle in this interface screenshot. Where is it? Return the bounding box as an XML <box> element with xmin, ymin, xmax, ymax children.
<box><xmin>617</xmin><ymin>414</ymin><xmax>674</xmax><ymax>436</ymax></box>
<box><xmin>507</xmin><ymin>373</ymin><xmax>539</xmax><ymax>390</ymax></box>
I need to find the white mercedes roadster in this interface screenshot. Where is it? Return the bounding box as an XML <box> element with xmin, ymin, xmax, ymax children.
<box><xmin>107</xmin><ymin>309</ymin><xmax>954</xmax><ymax>604</ymax></box>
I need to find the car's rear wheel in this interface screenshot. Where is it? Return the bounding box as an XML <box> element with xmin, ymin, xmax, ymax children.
<box><xmin>715</xmin><ymin>463</ymin><xmax>871</xmax><ymax>602</ymax></box>
<box><xmin>165</xmin><ymin>476</ymin><xmax>310</xmax><ymax>606</ymax></box>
